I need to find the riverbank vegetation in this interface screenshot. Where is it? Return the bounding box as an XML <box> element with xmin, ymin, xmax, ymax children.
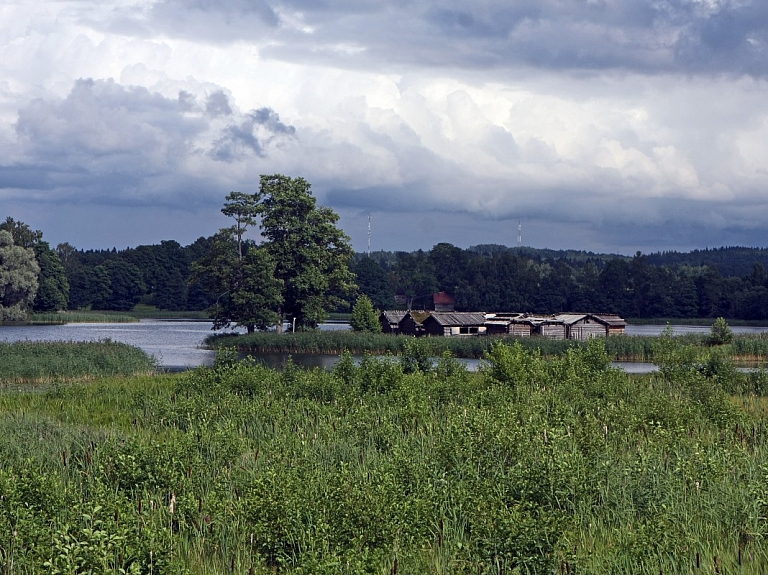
<box><xmin>28</xmin><ymin>311</ymin><xmax>140</xmax><ymax>324</ymax></box>
<box><xmin>0</xmin><ymin>340</ymin><xmax>156</xmax><ymax>384</ymax></box>
<box><xmin>205</xmin><ymin>329</ymin><xmax>768</xmax><ymax>362</ymax></box>
<box><xmin>1</xmin><ymin>338</ymin><xmax>768</xmax><ymax>573</ymax></box>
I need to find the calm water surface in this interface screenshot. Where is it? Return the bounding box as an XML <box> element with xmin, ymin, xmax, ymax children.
<box><xmin>1</xmin><ymin>320</ymin><xmax>766</xmax><ymax>372</ymax></box>
<box><xmin>0</xmin><ymin>320</ymin><xmax>222</xmax><ymax>371</ymax></box>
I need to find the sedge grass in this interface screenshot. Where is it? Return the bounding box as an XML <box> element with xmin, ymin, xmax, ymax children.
<box><xmin>28</xmin><ymin>310</ymin><xmax>139</xmax><ymax>324</ymax></box>
<box><xmin>0</xmin><ymin>340</ymin><xmax>157</xmax><ymax>383</ymax></box>
<box><xmin>206</xmin><ymin>330</ymin><xmax>729</xmax><ymax>361</ymax></box>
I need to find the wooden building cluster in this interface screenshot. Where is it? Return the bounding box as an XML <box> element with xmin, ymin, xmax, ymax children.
<box><xmin>379</xmin><ymin>310</ymin><xmax>626</xmax><ymax>340</ymax></box>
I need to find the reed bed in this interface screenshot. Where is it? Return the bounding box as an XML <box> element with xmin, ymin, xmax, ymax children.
<box><xmin>1</xmin><ymin>339</ymin><xmax>767</xmax><ymax>573</ymax></box>
<box><xmin>208</xmin><ymin>330</ymin><xmax>579</xmax><ymax>358</ymax></box>
<box><xmin>29</xmin><ymin>311</ymin><xmax>139</xmax><ymax>324</ymax></box>
<box><xmin>207</xmin><ymin>330</ymin><xmax>724</xmax><ymax>361</ymax></box>
<box><xmin>0</xmin><ymin>340</ymin><xmax>157</xmax><ymax>383</ymax></box>
<box><xmin>730</xmin><ymin>333</ymin><xmax>768</xmax><ymax>360</ymax></box>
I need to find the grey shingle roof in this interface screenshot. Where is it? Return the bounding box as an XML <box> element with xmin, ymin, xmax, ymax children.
<box><xmin>427</xmin><ymin>312</ymin><xmax>487</xmax><ymax>326</ymax></box>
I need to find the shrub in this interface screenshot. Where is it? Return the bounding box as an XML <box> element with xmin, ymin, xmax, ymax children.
<box><xmin>708</xmin><ymin>317</ymin><xmax>734</xmax><ymax>346</ymax></box>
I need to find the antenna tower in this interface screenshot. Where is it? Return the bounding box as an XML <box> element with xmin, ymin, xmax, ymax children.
<box><xmin>367</xmin><ymin>213</ymin><xmax>372</xmax><ymax>256</ymax></box>
<box><xmin>517</xmin><ymin>220</ymin><xmax>522</xmax><ymax>247</ymax></box>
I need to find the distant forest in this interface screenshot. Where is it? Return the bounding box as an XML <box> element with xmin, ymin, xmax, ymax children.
<box><xmin>50</xmin><ymin>238</ymin><xmax>768</xmax><ymax>320</ymax></box>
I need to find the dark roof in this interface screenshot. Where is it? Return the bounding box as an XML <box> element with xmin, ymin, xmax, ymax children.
<box><xmin>553</xmin><ymin>313</ymin><xmax>589</xmax><ymax>325</ymax></box>
<box><xmin>589</xmin><ymin>314</ymin><xmax>627</xmax><ymax>327</ymax></box>
<box><xmin>425</xmin><ymin>312</ymin><xmax>487</xmax><ymax>326</ymax></box>
<box><xmin>380</xmin><ymin>310</ymin><xmax>407</xmax><ymax>323</ymax></box>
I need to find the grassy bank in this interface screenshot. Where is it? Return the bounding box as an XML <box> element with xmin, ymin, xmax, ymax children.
<box><xmin>207</xmin><ymin>330</ymin><xmax>768</xmax><ymax>361</ymax></box>
<box><xmin>27</xmin><ymin>306</ymin><xmax>210</xmax><ymax>324</ymax></box>
<box><xmin>1</xmin><ymin>339</ymin><xmax>767</xmax><ymax>573</ymax></box>
<box><xmin>27</xmin><ymin>310</ymin><xmax>139</xmax><ymax>324</ymax></box>
<box><xmin>0</xmin><ymin>340</ymin><xmax>157</xmax><ymax>384</ymax></box>
<box><xmin>207</xmin><ymin>330</ymin><xmax>768</xmax><ymax>362</ymax></box>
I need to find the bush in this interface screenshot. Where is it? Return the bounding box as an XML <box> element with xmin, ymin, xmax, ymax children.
<box><xmin>349</xmin><ymin>295</ymin><xmax>381</xmax><ymax>333</ymax></box>
<box><xmin>708</xmin><ymin>317</ymin><xmax>734</xmax><ymax>346</ymax></box>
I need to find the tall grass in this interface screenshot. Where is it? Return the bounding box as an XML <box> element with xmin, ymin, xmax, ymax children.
<box><xmin>29</xmin><ymin>311</ymin><xmax>139</xmax><ymax>324</ymax></box>
<box><xmin>207</xmin><ymin>330</ymin><xmax>729</xmax><ymax>361</ymax></box>
<box><xmin>0</xmin><ymin>340</ymin><xmax>157</xmax><ymax>383</ymax></box>
<box><xmin>1</xmin><ymin>340</ymin><xmax>767</xmax><ymax>573</ymax></box>
<box><xmin>29</xmin><ymin>307</ymin><xmax>209</xmax><ymax>324</ymax></box>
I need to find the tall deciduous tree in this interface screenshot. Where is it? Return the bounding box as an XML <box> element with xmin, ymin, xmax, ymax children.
<box><xmin>194</xmin><ymin>176</ymin><xmax>355</xmax><ymax>330</ymax></box>
<box><xmin>0</xmin><ymin>231</ymin><xmax>39</xmax><ymax>322</ymax></box>
<box><xmin>257</xmin><ymin>175</ymin><xmax>355</xmax><ymax>329</ymax></box>
<box><xmin>1</xmin><ymin>217</ymin><xmax>69</xmax><ymax>312</ymax></box>
<box><xmin>192</xmin><ymin>231</ymin><xmax>283</xmax><ymax>333</ymax></box>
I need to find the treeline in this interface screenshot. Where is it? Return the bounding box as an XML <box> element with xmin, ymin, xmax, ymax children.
<box><xmin>6</xmin><ymin>215</ymin><xmax>768</xmax><ymax>320</ymax></box>
<box><xmin>57</xmin><ymin>238</ymin><xmax>214</xmax><ymax>312</ymax></box>
<box><xmin>354</xmin><ymin>243</ymin><xmax>768</xmax><ymax>320</ymax></box>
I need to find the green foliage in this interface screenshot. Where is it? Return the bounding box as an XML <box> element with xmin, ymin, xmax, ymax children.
<box><xmin>349</xmin><ymin>294</ymin><xmax>381</xmax><ymax>332</ymax></box>
<box><xmin>3</xmin><ymin>341</ymin><xmax>767</xmax><ymax>574</ymax></box>
<box><xmin>258</xmin><ymin>174</ymin><xmax>356</xmax><ymax>328</ymax></box>
<box><xmin>0</xmin><ymin>230</ymin><xmax>40</xmax><ymax>322</ymax></box>
<box><xmin>351</xmin><ymin>256</ymin><xmax>394</xmax><ymax>310</ymax></box>
<box><xmin>709</xmin><ymin>316</ymin><xmax>734</xmax><ymax>345</ymax></box>
<box><xmin>0</xmin><ymin>340</ymin><xmax>156</xmax><ymax>382</ymax></box>
<box><xmin>192</xmin><ymin>232</ymin><xmax>283</xmax><ymax>333</ymax></box>
<box><xmin>481</xmin><ymin>340</ymin><xmax>543</xmax><ymax>389</ymax></box>
<box><xmin>399</xmin><ymin>336</ymin><xmax>432</xmax><ymax>373</ymax></box>
<box><xmin>2</xmin><ymin>341</ymin><xmax>768</xmax><ymax>573</ymax></box>
<box><xmin>193</xmin><ymin>175</ymin><xmax>355</xmax><ymax>331</ymax></box>
<box><xmin>32</xmin><ymin>241</ymin><xmax>69</xmax><ymax>312</ymax></box>
<box><xmin>99</xmin><ymin>260</ymin><xmax>146</xmax><ymax>311</ymax></box>
<box><xmin>67</xmin><ymin>264</ymin><xmax>111</xmax><ymax>310</ymax></box>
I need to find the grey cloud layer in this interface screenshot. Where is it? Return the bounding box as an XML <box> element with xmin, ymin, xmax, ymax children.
<box><xmin>5</xmin><ymin>79</ymin><xmax>295</xmax><ymax>206</ymax></box>
<box><xmin>3</xmin><ymin>0</ymin><xmax>768</xmax><ymax>253</ymax></box>
<box><xmin>111</xmin><ymin>0</ymin><xmax>768</xmax><ymax>76</ymax></box>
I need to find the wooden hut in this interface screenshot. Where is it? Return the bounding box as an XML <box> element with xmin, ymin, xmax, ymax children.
<box><xmin>422</xmin><ymin>312</ymin><xmax>487</xmax><ymax>336</ymax></box>
<box><xmin>589</xmin><ymin>314</ymin><xmax>627</xmax><ymax>336</ymax></box>
<box><xmin>555</xmin><ymin>314</ymin><xmax>603</xmax><ymax>340</ymax></box>
<box><xmin>379</xmin><ymin>310</ymin><xmax>406</xmax><ymax>334</ymax></box>
<box><xmin>555</xmin><ymin>313</ymin><xmax>628</xmax><ymax>339</ymax></box>
<box><xmin>508</xmin><ymin>316</ymin><xmax>538</xmax><ymax>337</ymax></box>
<box><xmin>538</xmin><ymin>317</ymin><xmax>567</xmax><ymax>339</ymax></box>
<box><xmin>485</xmin><ymin>313</ymin><xmax>525</xmax><ymax>335</ymax></box>
<box><xmin>398</xmin><ymin>310</ymin><xmax>430</xmax><ymax>336</ymax></box>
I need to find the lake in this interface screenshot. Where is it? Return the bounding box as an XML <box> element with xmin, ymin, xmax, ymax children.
<box><xmin>1</xmin><ymin>320</ymin><xmax>767</xmax><ymax>372</ymax></box>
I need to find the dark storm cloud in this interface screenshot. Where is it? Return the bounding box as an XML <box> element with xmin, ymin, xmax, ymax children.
<box><xmin>211</xmin><ymin>107</ymin><xmax>295</xmax><ymax>161</ymax></box>
<box><xmin>12</xmin><ymin>78</ymin><xmax>203</xmax><ymax>202</ymax></box>
<box><xmin>0</xmin><ymin>165</ymin><xmax>55</xmax><ymax>190</ymax></box>
<box><xmin>6</xmin><ymin>78</ymin><xmax>295</xmax><ymax>205</ymax></box>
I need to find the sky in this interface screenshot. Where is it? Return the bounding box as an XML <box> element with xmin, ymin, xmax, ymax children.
<box><xmin>2</xmin><ymin>0</ymin><xmax>768</xmax><ymax>255</ymax></box>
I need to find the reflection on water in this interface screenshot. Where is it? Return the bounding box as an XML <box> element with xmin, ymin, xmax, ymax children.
<box><xmin>625</xmin><ymin>324</ymin><xmax>768</xmax><ymax>336</ymax></box>
<box><xmin>0</xmin><ymin>320</ymin><xmax>221</xmax><ymax>371</ymax></box>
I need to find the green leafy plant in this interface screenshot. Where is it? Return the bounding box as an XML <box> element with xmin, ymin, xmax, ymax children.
<box><xmin>709</xmin><ymin>316</ymin><xmax>734</xmax><ymax>346</ymax></box>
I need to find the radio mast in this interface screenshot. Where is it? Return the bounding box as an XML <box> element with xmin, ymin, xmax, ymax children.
<box><xmin>367</xmin><ymin>213</ymin><xmax>372</xmax><ymax>256</ymax></box>
<box><xmin>517</xmin><ymin>220</ymin><xmax>522</xmax><ymax>247</ymax></box>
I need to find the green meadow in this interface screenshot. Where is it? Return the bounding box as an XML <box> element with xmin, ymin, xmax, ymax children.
<box><xmin>1</xmin><ymin>337</ymin><xmax>768</xmax><ymax>573</ymax></box>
